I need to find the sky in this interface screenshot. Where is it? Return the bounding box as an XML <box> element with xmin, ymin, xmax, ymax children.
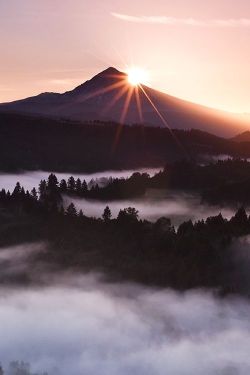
<box><xmin>1</xmin><ymin>0</ymin><xmax>250</xmax><ymax>113</ymax></box>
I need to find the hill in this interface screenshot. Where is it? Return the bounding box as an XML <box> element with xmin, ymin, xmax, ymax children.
<box><xmin>1</xmin><ymin>112</ymin><xmax>250</xmax><ymax>172</ymax></box>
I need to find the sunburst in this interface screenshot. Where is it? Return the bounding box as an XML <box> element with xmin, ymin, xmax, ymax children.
<box><xmin>75</xmin><ymin>66</ymin><xmax>186</xmax><ymax>157</ymax></box>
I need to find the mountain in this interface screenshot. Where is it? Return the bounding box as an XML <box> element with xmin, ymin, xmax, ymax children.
<box><xmin>0</xmin><ymin>67</ymin><xmax>248</xmax><ymax>137</ymax></box>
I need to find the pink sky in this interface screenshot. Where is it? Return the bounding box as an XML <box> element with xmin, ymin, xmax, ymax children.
<box><xmin>1</xmin><ymin>0</ymin><xmax>250</xmax><ymax>113</ymax></box>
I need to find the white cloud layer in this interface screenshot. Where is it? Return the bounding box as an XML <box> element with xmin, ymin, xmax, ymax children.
<box><xmin>1</xmin><ymin>275</ymin><xmax>250</xmax><ymax>375</ymax></box>
<box><xmin>111</xmin><ymin>12</ymin><xmax>250</xmax><ymax>28</ymax></box>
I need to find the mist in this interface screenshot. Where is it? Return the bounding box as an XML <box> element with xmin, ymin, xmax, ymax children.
<box><xmin>0</xmin><ymin>169</ymin><xmax>236</xmax><ymax>225</ymax></box>
<box><xmin>1</xmin><ymin>272</ymin><xmax>250</xmax><ymax>374</ymax></box>
<box><xmin>1</xmin><ymin>239</ymin><xmax>250</xmax><ymax>375</ymax></box>
<box><xmin>66</xmin><ymin>190</ymin><xmax>235</xmax><ymax>225</ymax></box>
<box><xmin>0</xmin><ymin>168</ymin><xmax>160</xmax><ymax>193</ymax></box>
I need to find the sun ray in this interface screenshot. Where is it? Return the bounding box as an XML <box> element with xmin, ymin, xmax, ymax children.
<box><xmin>135</xmin><ymin>85</ymin><xmax>143</xmax><ymax>123</ymax></box>
<box><xmin>112</xmin><ymin>86</ymin><xmax>134</xmax><ymax>153</ymax></box>
<box><xmin>77</xmin><ymin>79</ymin><xmax>126</xmax><ymax>103</ymax></box>
<box><xmin>138</xmin><ymin>84</ymin><xmax>171</xmax><ymax>129</ymax></box>
<box><xmin>120</xmin><ymin>86</ymin><xmax>134</xmax><ymax>124</ymax></box>
<box><xmin>138</xmin><ymin>84</ymin><xmax>189</xmax><ymax>158</ymax></box>
<box><xmin>101</xmin><ymin>84</ymin><xmax>129</xmax><ymax>115</ymax></box>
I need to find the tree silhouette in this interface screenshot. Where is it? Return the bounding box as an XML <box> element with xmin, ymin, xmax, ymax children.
<box><xmin>12</xmin><ymin>182</ymin><xmax>22</xmax><ymax>197</ymax></box>
<box><xmin>102</xmin><ymin>206</ymin><xmax>112</xmax><ymax>222</ymax></box>
<box><xmin>79</xmin><ymin>209</ymin><xmax>84</xmax><ymax>218</ymax></box>
<box><xmin>31</xmin><ymin>187</ymin><xmax>38</xmax><ymax>200</ymax></box>
<box><xmin>66</xmin><ymin>202</ymin><xmax>77</xmax><ymax>216</ymax></box>
<box><xmin>82</xmin><ymin>180</ymin><xmax>88</xmax><ymax>193</ymax></box>
<box><xmin>76</xmin><ymin>178</ymin><xmax>82</xmax><ymax>195</ymax></box>
<box><xmin>117</xmin><ymin>207</ymin><xmax>139</xmax><ymax>224</ymax></box>
<box><xmin>38</xmin><ymin>180</ymin><xmax>47</xmax><ymax>202</ymax></box>
<box><xmin>67</xmin><ymin>176</ymin><xmax>76</xmax><ymax>192</ymax></box>
<box><xmin>47</xmin><ymin>173</ymin><xmax>58</xmax><ymax>189</ymax></box>
<box><xmin>59</xmin><ymin>179</ymin><xmax>67</xmax><ymax>192</ymax></box>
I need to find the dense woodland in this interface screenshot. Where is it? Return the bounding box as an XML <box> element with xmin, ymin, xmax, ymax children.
<box><xmin>37</xmin><ymin>159</ymin><xmax>250</xmax><ymax>206</ymax></box>
<box><xmin>1</xmin><ymin>172</ymin><xmax>250</xmax><ymax>296</ymax></box>
<box><xmin>1</xmin><ymin>112</ymin><xmax>250</xmax><ymax>172</ymax></box>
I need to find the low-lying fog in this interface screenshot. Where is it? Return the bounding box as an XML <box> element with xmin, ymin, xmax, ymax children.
<box><xmin>0</xmin><ymin>164</ymin><xmax>249</xmax><ymax>374</ymax></box>
<box><xmin>0</xmin><ymin>168</ymin><xmax>160</xmax><ymax>193</ymax></box>
<box><xmin>0</xmin><ymin>168</ymin><xmax>237</xmax><ymax>225</ymax></box>
<box><xmin>0</xmin><ymin>270</ymin><xmax>250</xmax><ymax>374</ymax></box>
<box><xmin>66</xmin><ymin>190</ymin><xmax>235</xmax><ymax>225</ymax></box>
<box><xmin>1</xmin><ymin>235</ymin><xmax>250</xmax><ymax>374</ymax></box>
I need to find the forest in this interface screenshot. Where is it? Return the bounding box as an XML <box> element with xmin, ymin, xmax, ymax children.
<box><xmin>35</xmin><ymin>158</ymin><xmax>250</xmax><ymax>206</ymax></box>
<box><xmin>1</xmin><ymin>112</ymin><xmax>250</xmax><ymax>172</ymax></box>
<box><xmin>1</xmin><ymin>171</ymin><xmax>250</xmax><ymax>296</ymax></box>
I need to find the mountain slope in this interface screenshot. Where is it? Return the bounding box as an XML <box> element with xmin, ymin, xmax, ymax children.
<box><xmin>231</xmin><ymin>131</ymin><xmax>250</xmax><ymax>142</ymax></box>
<box><xmin>0</xmin><ymin>67</ymin><xmax>248</xmax><ymax>137</ymax></box>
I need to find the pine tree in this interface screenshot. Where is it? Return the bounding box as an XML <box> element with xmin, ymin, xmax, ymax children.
<box><xmin>102</xmin><ymin>206</ymin><xmax>112</xmax><ymax>222</ymax></box>
<box><xmin>60</xmin><ymin>179</ymin><xmax>67</xmax><ymax>192</ymax></box>
<box><xmin>31</xmin><ymin>187</ymin><xmax>38</xmax><ymax>200</ymax></box>
<box><xmin>67</xmin><ymin>176</ymin><xmax>76</xmax><ymax>192</ymax></box>
<box><xmin>82</xmin><ymin>180</ymin><xmax>88</xmax><ymax>193</ymax></box>
<box><xmin>12</xmin><ymin>182</ymin><xmax>21</xmax><ymax>197</ymax></box>
<box><xmin>76</xmin><ymin>178</ymin><xmax>82</xmax><ymax>194</ymax></box>
<box><xmin>66</xmin><ymin>202</ymin><xmax>77</xmax><ymax>216</ymax></box>
<box><xmin>47</xmin><ymin>173</ymin><xmax>58</xmax><ymax>189</ymax></box>
<box><xmin>38</xmin><ymin>180</ymin><xmax>47</xmax><ymax>201</ymax></box>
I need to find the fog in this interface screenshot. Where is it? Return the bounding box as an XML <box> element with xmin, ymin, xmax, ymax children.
<box><xmin>1</xmin><ymin>272</ymin><xmax>250</xmax><ymax>374</ymax></box>
<box><xmin>0</xmin><ymin>168</ymin><xmax>160</xmax><ymax>193</ymax></box>
<box><xmin>0</xmin><ymin>243</ymin><xmax>44</xmax><ymax>284</ymax></box>
<box><xmin>1</xmin><ymin>238</ymin><xmax>250</xmax><ymax>375</ymax></box>
<box><xmin>0</xmin><ymin>169</ymin><xmax>236</xmax><ymax>225</ymax></box>
<box><xmin>66</xmin><ymin>190</ymin><xmax>235</xmax><ymax>225</ymax></box>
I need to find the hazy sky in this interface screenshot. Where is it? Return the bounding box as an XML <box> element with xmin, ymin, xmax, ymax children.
<box><xmin>1</xmin><ymin>0</ymin><xmax>250</xmax><ymax>113</ymax></box>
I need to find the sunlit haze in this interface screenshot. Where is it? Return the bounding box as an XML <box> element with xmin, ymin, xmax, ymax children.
<box><xmin>127</xmin><ymin>67</ymin><xmax>149</xmax><ymax>86</ymax></box>
<box><xmin>1</xmin><ymin>0</ymin><xmax>250</xmax><ymax>113</ymax></box>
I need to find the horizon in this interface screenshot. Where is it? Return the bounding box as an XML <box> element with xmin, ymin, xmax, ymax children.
<box><xmin>1</xmin><ymin>0</ymin><xmax>250</xmax><ymax>114</ymax></box>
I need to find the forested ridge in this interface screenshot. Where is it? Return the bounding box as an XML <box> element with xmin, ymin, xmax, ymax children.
<box><xmin>1</xmin><ymin>172</ymin><xmax>250</xmax><ymax>295</ymax></box>
<box><xmin>29</xmin><ymin>159</ymin><xmax>250</xmax><ymax>206</ymax></box>
<box><xmin>1</xmin><ymin>112</ymin><xmax>250</xmax><ymax>172</ymax></box>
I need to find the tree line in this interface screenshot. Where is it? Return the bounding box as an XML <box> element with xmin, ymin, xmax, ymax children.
<box><xmin>6</xmin><ymin>158</ymin><xmax>250</xmax><ymax>204</ymax></box>
<box><xmin>1</xmin><ymin>174</ymin><xmax>250</xmax><ymax>295</ymax></box>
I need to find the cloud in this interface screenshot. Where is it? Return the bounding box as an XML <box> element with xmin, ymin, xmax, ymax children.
<box><xmin>111</xmin><ymin>12</ymin><xmax>250</xmax><ymax>28</ymax></box>
<box><xmin>1</xmin><ymin>273</ymin><xmax>250</xmax><ymax>375</ymax></box>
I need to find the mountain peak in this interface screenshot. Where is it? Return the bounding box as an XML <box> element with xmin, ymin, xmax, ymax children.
<box><xmin>69</xmin><ymin>66</ymin><xmax>126</xmax><ymax>95</ymax></box>
<box><xmin>0</xmin><ymin>66</ymin><xmax>247</xmax><ymax>137</ymax></box>
<box><xmin>94</xmin><ymin>66</ymin><xmax>126</xmax><ymax>80</ymax></box>
<box><xmin>100</xmin><ymin>67</ymin><xmax>123</xmax><ymax>75</ymax></box>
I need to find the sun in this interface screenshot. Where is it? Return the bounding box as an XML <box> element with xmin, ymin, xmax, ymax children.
<box><xmin>127</xmin><ymin>67</ymin><xmax>149</xmax><ymax>86</ymax></box>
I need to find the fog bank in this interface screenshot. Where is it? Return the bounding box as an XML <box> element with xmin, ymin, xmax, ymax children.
<box><xmin>67</xmin><ymin>190</ymin><xmax>235</xmax><ymax>224</ymax></box>
<box><xmin>0</xmin><ymin>168</ymin><xmax>160</xmax><ymax>193</ymax></box>
<box><xmin>1</xmin><ymin>275</ymin><xmax>250</xmax><ymax>375</ymax></box>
